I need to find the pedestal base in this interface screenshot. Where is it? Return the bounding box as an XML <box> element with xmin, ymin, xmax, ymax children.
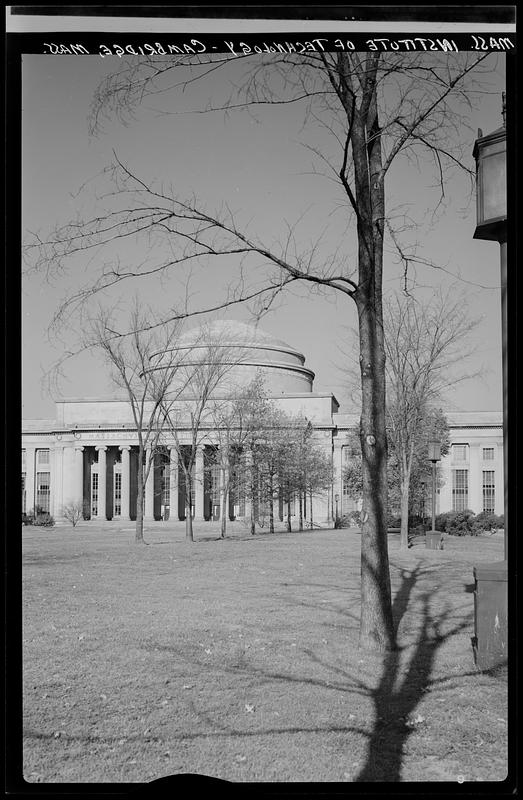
<box><xmin>425</xmin><ymin>530</ymin><xmax>444</xmax><ymax>550</ymax></box>
<box><xmin>472</xmin><ymin>560</ymin><xmax>507</xmax><ymax>671</ymax></box>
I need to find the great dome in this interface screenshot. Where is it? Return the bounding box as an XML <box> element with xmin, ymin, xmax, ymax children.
<box><xmin>151</xmin><ymin>319</ymin><xmax>315</xmax><ymax>395</ymax></box>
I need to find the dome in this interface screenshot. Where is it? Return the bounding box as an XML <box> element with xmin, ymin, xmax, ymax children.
<box><xmin>151</xmin><ymin>320</ymin><xmax>315</xmax><ymax>395</ymax></box>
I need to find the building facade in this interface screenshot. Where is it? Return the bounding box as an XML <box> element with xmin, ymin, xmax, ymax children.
<box><xmin>22</xmin><ymin>322</ymin><xmax>503</xmax><ymax>525</ymax></box>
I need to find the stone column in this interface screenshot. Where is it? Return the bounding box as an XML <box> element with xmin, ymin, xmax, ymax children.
<box><xmin>52</xmin><ymin>444</ymin><xmax>63</xmax><ymax>519</ymax></box>
<box><xmin>119</xmin><ymin>446</ymin><xmax>131</xmax><ymax>520</ymax></box>
<box><xmin>61</xmin><ymin>446</ymin><xmax>76</xmax><ymax>508</ymax></box>
<box><xmin>243</xmin><ymin>450</ymin><xmax>252</xmax><ymax>519</ymax></box>
<box><xmin>169</xmin><ymin>448</ymin><xmax>178</xmax><ymax>520</ymax></box>
<box><xmin>194</xmin><ymin>446</ymin><xmax>205</xmax><ymax>520</ymax></box>
<box><xmin>312</xmin><ymin>441</ymin><xmax>332</xmax><ymax>524</ymax></box>
<box><xmin>333</xmin><ymin>441</ymin><xmax>344</xmax><ymax>515</ymax></box>
<box><xmin>144</xmin><ymin>447</ymin><xmax>155</xmax><ymax>521</ymax></box>
<box><xmin>95</xmin><ymin>446</ymin><xmax>107</xmax><ymax>520</ymax></box>
<box><xmin>25</xmin><ymin>446</ymin><xmax>36</xmax><ymax>515</ymax></box>
<box><xmin>74</xmin><ymin>446</ymin><xmax>84</xmax><ymax>508</ymax></box>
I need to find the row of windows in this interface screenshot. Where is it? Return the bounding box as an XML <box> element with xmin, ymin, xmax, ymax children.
<box><xmin>452</xmin><ymin>469</ymin><xmax>496</xmax><ymax>513</ymax></box>
<box><xmin>341</xmin><ymin>461</ymin><xmax>497</xmax><ymax>515</ymax></box>
<box><xmin>452</xmin><ymin>445</ymin><xmax>495</xmax><ymax>462</ymax></box>
<box><xmin>342</xmin><ymin>444</ymin><xmax>497</xmax><ymax>464</ymax></box>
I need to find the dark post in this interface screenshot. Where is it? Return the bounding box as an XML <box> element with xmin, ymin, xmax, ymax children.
<box><xmin>426</xmin><ymin>440</ymin><xmax>442</xmax><ymax>550</ymax></box>
<box><xmin>431</xmin><ymin>461</ymin><xmax>436</xmax><ymax>534</ymax></box>
<box><xmin>471</xmin><ymin>96</ymin><xmax>508</xmax><ymax>670</ymax></box>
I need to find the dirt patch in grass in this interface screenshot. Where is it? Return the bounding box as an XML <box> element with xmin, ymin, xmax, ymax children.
<box><xmin>21</xmin><ymin>523</ymin><xmax>508</xmax><ymax>784</ymax></box>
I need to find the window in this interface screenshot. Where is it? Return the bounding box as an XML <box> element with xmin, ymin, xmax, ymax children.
<box><xmin>452</xmin><ymin>445</ymin><xmax>468</xmax><ymax>463</ymax></box>
<box><xmin>36</xmin><ymin>472</ymin><xmax>50</xmax><ymax>513</ymax></box>
<box><xmin>231</xmin><ymin>457</ymin><xmax>246</xmax><ymax>517</ymax></box>
<box><xmin>483</xmin><ymin>447</ymin><xmax>495</xmax><ymax>461</ymax></box>
<box><xmin>342</xmin><ymin>446</ymin><xmax>360</xmax><ymax>511</ymax></box>
<box><xmin>113</xmin><ymin>472</ymin><xmax>121</xmax><ymax>517</ymax></box>
<box><xmin>22</xmin><ymin>474</ymin><xmax>26</xmax><ymax>514</ymax></box>
<box><xmin>37</xmin><ymin>449</ymin><xmax>50</xmax><ymax>466</ymax></box>
<box><xmin>91</xmin><ymin>472</ymin><xmax>98</xmax><ymax>516</ymax></box>
<box><xmin>452</xmin><ymin>469</ymin><xmax>469</xmax><ymax>512</ymax></box>
<box><xmin>211</xmin><ymin>463</ymin><xmax>221</xmax><ymax>514</ymax></box>
<box><xmin>160</xmin><ymin>465</ymin><xmax>170</xmax><ymax>506</ymax></box>
<box><xmin>482</xmin><ymin>471</ymin><xmax>495</xmax><ymax>513</ymax></box>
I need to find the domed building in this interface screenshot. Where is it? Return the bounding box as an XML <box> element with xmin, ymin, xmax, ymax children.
<box><xmin>21</xmin><ymin>321</ymin><xmax>504</xmax><ymax>527</ymax></box>
<box><xmin>149</xmin><ymin>319</ymin><xmax>315</xmax><ymax>395</ymax></box>
<box><xmin>22</xmin><ymin>321</ymin><xmax>339</xmax><ymax>526</ymax></box>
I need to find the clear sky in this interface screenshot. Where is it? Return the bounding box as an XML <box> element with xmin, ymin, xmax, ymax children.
<box><xmin>22</xmin><ymin>52</ymin><xmax>506</xmax><ymax>419</ymax></box>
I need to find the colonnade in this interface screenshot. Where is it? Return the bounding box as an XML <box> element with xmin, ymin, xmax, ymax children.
<box><xmin>24</xmin><ymin>439</ymin><xmax>333</xmax><ymax>524</ymax></box>
<box><xmin>73</xmin><ymin>443</ymin><xmax>211</xmax><ymax>522</ymax></box>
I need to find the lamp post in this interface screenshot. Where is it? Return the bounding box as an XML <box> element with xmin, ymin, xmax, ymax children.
<box><xmin>335</xmin><ymin>493</ymin><xmax>339</xmax><ymax>526</ymax></box>
<box><xmin>471</xmin><ymin>94</ymin><xmax>507</xmax><ymax>670</ymax></box>
<box><xmin>426</xmin><ymin>441</ymin><xmax>442</xmax><ymax>550</ymax></box>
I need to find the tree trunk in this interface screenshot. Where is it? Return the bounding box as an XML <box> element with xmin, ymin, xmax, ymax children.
<box><xmin>309</xmin><ymin>488</ymin><xmax>313</xmax><ymax>527</ymax></box>
<box><xmin>347</xmin><ymin>66</ymin><xmax>395</xmax><ymax>651</ymax></box>
<box><xmin>220</xmin><ymin>465</ymin><xmax>228</xmax><ymax>539</ymax></box>
<box><xmin>269</xmin><ymin>474</ymin><xmax>274</xmax><ymax>534</ymax></box>
<box><xmin>299</xmin><ymin>492</ymin><xmax>303</xmax><ymax>531</ymax></box>
<box><xmin>286</xmin><ymin>492</ymin><xmax>292</xmax><ymax>533</ymax></box>
<box><xmin>356</xmin><ymin>293</ymin><xmax>395</xmax><ymax>651</ymax></box>
<box><xmin>185</xmin><ymin>500</ymin><xmax>194</xmax><ymax>540</ymax></box>
<box><xmin>399</xmin><ymin>474</ymin><xmax>411</xmax><ymax>550</ymax></box>
<box><xmin>185</xmin><ymin>476</ymin><xmax>194</xmax><ymax>542</ymax></box>
<box><xmin>250</xmin><ymin>460</ymin><xmax>256</xmax><ymax>535</ymax></box>
<box><xmin>135</xmin><ymin>451</ymin><xmax>145</xmax><ymax>544</ymax></box>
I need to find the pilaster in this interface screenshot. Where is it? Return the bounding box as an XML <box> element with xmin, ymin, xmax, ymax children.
<box><xmin>119</xmin><ymin>446</ymin><xmax>131</xmax><ymax>520</ymax></box>
<box><xmin>95</xmin><ymin>445</ymin><xmax>107</xmax><ymax>520</ymax></box>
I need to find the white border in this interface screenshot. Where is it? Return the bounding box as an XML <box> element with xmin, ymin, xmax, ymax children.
<box><xmin>5</xmin><ymin>8</ymin><xmax>516</xmax><ymax>34</ymax></box>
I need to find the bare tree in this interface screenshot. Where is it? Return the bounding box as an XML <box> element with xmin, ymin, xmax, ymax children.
<box><xmin>89</xmin><ymin>301</ymin><xmax>186</xmax><ymax>544</ymax></box>
<box><xmin>155</xmin><ymin>324</ymin><xmax>237</xmax><ymax>542</ymax></box>
<box><xmin>228</xmin><ymin>376</ymin><xmax>274</xmax><ymax>537</ymax></box>
<box><xmin>384</xmin><ymin>290</ymin><xmax>480</xmax><ymax>548</ymax></box>
<box><xmin>25</xmin><ymin>52</ymin><xmax>498</xmax><ymax>650</ymax></box>
<box><xmin>277</xmin><ymin>418</ymin><xmax>333</xmax><ymax>532</ymax></box>
<box><xmin>208</xmin><ymin>378</ymin><xmax>266</xmax><ymax>539</ymax></box>
<box><xmin>301</xmin><ymin>443</ymin><xmax>335</xmax><ymax>530</ymax></box>
<box><xmin>61</xmin><ymin>501</ymin><xmax>84</xmax><ymax>528</ymax></box>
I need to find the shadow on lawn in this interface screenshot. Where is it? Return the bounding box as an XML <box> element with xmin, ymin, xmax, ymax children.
<box><xmin>355</xmin><ymin>564</ymin><xmax>473</xmax><ymax>782</ymax></box>
<box><xmin>119</xmin><ymin>564</ymin><xmax>476</xmax><ymax>782</ymax></box>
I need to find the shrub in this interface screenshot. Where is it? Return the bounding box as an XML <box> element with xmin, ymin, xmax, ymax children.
<box><xmin>33</xmin><ymin>512</ymin><xmax>55</xmax><ymax>527</ymax></box>
<box><xmin>435</xmin><ymin>509</ymin><xmax>475</xmax><ymax>536</ymax></box>
<box><xmin>387</xmin><ymin>513</ymin><xmax>402</xmax><ymax>529</ymax></box>
<box><xmin>347</xmin><ymin>510</ymin><xmax>362</xmax><ymax>527</ymax></box>
<box><xmin>334</xmin><ymin>511</ymin><xmax>361</xmax><ymax>529</ymax></box>
<box><xmin>62</xmin><ymin>501</ymin><xmax>84</xmax><ymax>527</ymax></box>
<box><xmin>408</xmin><ymin>523</ymin><xmax>429</xmax><ymax>542</ymax></box>
<box><xmin>471</xmin><ymin>511</ymin><xmax>504</xmax><ymax>534</ymax></box>
<box><xmin>409</xmin><ymin>522</ymin><xmax>431</xmax><ymax>535</ymax></box>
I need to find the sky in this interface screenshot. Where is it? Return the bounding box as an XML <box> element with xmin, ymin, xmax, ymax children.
<box><xmin>22</xmin><ymin>50</ymin><xmax>506</xmax><ymax>419</ymax></box>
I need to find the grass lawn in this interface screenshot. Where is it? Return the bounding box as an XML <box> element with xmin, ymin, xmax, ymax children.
<box><xmin>21</xmin><ymin>521</ymin><xmax>508</xmax><ymax>784</ymax></box>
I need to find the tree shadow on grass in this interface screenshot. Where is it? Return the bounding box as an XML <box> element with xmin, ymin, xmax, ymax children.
<box><xmin>127</xmin><ymin>564</ymin><xmax>476</xmax><ymax>782</ymax></box>
<box><xmin>355</xmin><ymin>564</ymin><xmax>473</xmax><ymax>782</ymax></box>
